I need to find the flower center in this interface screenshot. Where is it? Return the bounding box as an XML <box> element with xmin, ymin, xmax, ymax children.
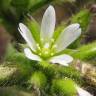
<box><xmin>44</xmin><ymin>43</ymin><xmax>50</xmax><ymax>49</ymax></box>
<box><xmin>40</xmin><ymin>43</ymin><xmax>51</xmax><ymax>59</ymax></box>
<box><xmin>36</xmin><ymin>39</ymin><xmax>57</xmax><ymax>59</ymax></box>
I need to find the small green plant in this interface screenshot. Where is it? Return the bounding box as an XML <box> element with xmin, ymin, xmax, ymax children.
<box><xmin>17</xmin><ymin>5</ymin><xmax>92</xmax><ymax>96</ymax></box>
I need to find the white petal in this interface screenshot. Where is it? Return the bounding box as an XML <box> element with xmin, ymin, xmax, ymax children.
<box><xmin>18</xmin><ymin>23</ymin><xmax>37</xmax><ymax>52</ymax></box>
<box><xmin>49</xmin><ymin>54</ymin><xmax>73</xmax><ymax>66</ymax></box>
<box><xmin>76</xmin><ymin>86</ymin><xmax>93</xmax><ymax>96</ymax></box>
<box><xmin>55</xmin><ymin>23</ymin><xmax>81</xmax><ymax>52</ymax></box>
<box><xmin>24</xmin><ymin>48</ymin><xmax>41</xmax><ymax>61</ymax></box>
<box><xmin>40</xmin><ymin>5</ymin><xmax>56</xmax><ymax>43</ymax></box>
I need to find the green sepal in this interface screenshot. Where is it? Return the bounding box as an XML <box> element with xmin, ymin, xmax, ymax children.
<box><xmin>24</xmin><ymin>16</ymin><xmax>41</xmax><ymax>45</ymax></box>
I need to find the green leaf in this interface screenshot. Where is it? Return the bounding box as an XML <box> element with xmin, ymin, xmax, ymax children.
<box><xmin>72</xmin><ymin>42</ymin><xmax>96</xmax><ymax>61</ymax></box>
<box><xmin>71</xmin><ymin>9</ymin><xmax>91</xmax><ymax>32</ymax></box>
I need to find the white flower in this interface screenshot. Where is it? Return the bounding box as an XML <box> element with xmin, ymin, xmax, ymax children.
<box><xmin>76</xmin><ymin>86</ymin><xmax>93</xmax><ymax>96</ymax></box>
<box><xmin>18</xmin><ymin>5</ymin><xmax>81</xmax><ymax>66</ymax></box>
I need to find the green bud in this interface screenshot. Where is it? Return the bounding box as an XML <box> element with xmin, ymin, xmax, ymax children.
<box><xmin>51</xmin><ymin>78</ymin><xmax>77</xmax><ymax>96</ymax></box>
<box><xmin>29</xmin><ymin>71</ymin><xmax>47</xmax><ymax>89</ymax></box>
